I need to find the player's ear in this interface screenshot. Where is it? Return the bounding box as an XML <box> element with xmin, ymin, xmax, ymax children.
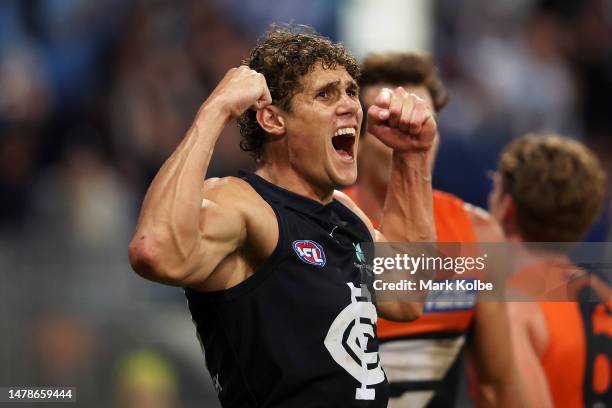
<box><xmin>499</xmin><ymin>194</ymin><xmax>517</xmax><ymax>223</ymax></box>
<box><xmin>256</xmin><ymin>106</ymin><xmax>285</xmax><ymax>138</ymax></box>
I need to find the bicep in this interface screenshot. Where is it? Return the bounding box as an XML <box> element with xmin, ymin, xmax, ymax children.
<box><xmin>161</xmin><ymin>188</ymin><xmax>247</xmax><ymax>287</ymax></box>
<box><xmin>192</xmin><ymin>197</ymin><xmax>246</xmax><ymax>274</ymax></box>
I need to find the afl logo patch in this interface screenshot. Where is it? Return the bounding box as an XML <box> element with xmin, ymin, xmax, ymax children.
<box><xmin>292</xmin><ymin>240</ymin><xmax>326</xmax><ymax>267</ymax></box>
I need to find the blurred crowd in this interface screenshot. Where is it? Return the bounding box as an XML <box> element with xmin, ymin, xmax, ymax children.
<box><xmin>434</xmin><ymin>0</ymin><xmax>612</xmax><ymax>228</ymax></box>
<box><xmin>0</xmin><ymin>0</ymin><xmax>610</xmax><ymax>406</ymax></box>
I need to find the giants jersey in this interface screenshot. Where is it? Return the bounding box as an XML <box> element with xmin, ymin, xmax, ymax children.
<box><xmin>344</xmin><ymin>188</ymin><xmax>478</xmax><ymax>407</ymax></box>
<box><xmin>539</xmin><ymin>278</ymin><xmax>612</xmax><ymax>407</ymax></box>
<box><xmin>185</xmin><ymin>172</ymin><xmax>389</xmax><ymax>408</ymax></box>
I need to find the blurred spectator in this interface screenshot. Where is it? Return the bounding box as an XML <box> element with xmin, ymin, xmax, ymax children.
<box><xmin>30</xmin><ymin>314</ymin><xmax>98</xmax><ymax>401</ymax></box>
<box><xmin>115</xmin><ymin>349</ymin><xmax>179</xmax><ymax>408</ymax></box>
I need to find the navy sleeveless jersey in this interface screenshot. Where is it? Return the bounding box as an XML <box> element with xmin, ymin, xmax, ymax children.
<box><xmin>185</xmin><ymin>171</ymin><xmax>389</xmax><ymax>408</ymax></box>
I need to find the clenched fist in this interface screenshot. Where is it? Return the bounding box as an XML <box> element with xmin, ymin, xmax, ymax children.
<box><xmin>367</xmin><ymin>87</ymin><xmax>437</xmax><ymax>153</ymax></box>
<box><xmin>205</xmin><ymin>66</ymin><xmax>273</xmax><ymax>120</ymax></box>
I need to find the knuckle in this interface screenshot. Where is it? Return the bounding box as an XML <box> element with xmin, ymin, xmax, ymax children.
<box><xmin>399</xmin><ymin>115</ymin><xmax>411</xmax><ymax>125</ymax></box>
<box><xmin>389</xmin><ymin>107</ymin><xmax>401</xmax><ymax>117</ymax></box>
<box><xmin>410</xmin><ymin>93</ymin><xmax>424</xmax><ymax>102</ymax></box>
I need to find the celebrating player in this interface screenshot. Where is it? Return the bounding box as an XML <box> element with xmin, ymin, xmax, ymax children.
<box><xmin>128</xmin><ymin>27</ymin><xmax>437</xmax><ymax>407</ymax></box>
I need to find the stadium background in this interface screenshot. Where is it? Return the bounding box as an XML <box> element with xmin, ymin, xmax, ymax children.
<box><xmin>0</xmin><ymin>0</ymin><xmax>610</xmax><ymax>406</ymax></box>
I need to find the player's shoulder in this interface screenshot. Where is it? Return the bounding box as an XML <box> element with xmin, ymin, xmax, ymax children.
<box><xmin>202</xmin><ymin>176</ymin><xmax>267</xmax><ymax>212</ymax></box>
<box><xmin>333</xmin><ymin>189</ymin><xmax>355</xmax><ymax>208</ymax></box>
<box><xmin>463</xmin><ymin>202</ymin><xmax>505</xmax><ymax>242</ymax></box>
<box><xmin>203</xmin><ymin>176</ymin><xmax>257</xmax><ymax>197</ymax></box>
<box><xmin>333</xmin><ymin>189</ymin><xmax>376</xmax><ymax>233</ymax></box>
<box><xmin>463</xmin><ymin>202</ymin><xmax>491</xmax><ymax>223</ymax></box>
<box><xmin>333</xmin><ymin>189</ymin><xmax>366</xmax><ymax>219</ymax></box>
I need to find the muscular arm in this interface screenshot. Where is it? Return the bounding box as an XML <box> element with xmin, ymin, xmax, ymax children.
<box><xmin>128</xmin><ymin>67</ymin><xmax>272</xmax><ymax>287</ymax></box>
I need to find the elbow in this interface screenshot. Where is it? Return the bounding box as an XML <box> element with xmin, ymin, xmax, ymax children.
<box><xmin>398</xmin><ymin>301</ymin><xmax>423</xmax><ymax>322</ymax></box>
<box><xmin>128</xmin><ymin>233</ymin><xmax>186</xmax><ymax>284</ymax></box>
<box><xmin>403</xmin><ymin>304</ymin><xmax>423</xmax><ymax>321</ymax></box>
<box><xmin>383</xmin><ymin>301</ymin><xmax>423</xmax><ymax>322</ymax></box>
<box><xmin>129</xmin><ymin>234</ymin><xmax>161</xmax><ymax>280</ymax></box>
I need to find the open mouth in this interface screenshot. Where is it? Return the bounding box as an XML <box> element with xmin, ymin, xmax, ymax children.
<box><xmin>332</xmin><ymin>128</ymin><xmax>356</xmax><ymax>161</ymax></box>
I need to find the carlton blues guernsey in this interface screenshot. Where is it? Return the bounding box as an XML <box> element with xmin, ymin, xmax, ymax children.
<box><xmin>185</xmin><ymin>171</ymin><xmax>389</xmax><ymax>408</ymax></box>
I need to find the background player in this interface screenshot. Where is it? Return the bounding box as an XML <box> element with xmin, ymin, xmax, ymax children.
<box><xmin>490</xmin><ymin>133</ymin><xmax>611</xmax><ymax>408</ymax></box>
<box><xmin>128</xmin><ymin>27</ymin><xmax>437</xmax><ymax>407</ymax></box>
<box><xmin>345</xmin><ymin>52</ymin><xmax>522</xmax><ymax>407</ymax></box>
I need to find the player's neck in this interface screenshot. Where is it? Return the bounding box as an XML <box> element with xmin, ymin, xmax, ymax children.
<box><xmin>255</xmin><ymin>162</ymin><xmax>334</xmax><ymax>204</ymax></box>
<box><xmin>509</xmin><ymin>234</ymin><xmax>572</xmax><ymax>270</ymax></box>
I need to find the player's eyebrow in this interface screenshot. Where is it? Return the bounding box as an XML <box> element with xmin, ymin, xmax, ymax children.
<box><xmin>314</xmin><ymin>79</ymin><xmax>360</xmax><ymax>95</ymax></box>
<box><xmin>347</xmin><ymin>80</ymin><xmax>360</xmax><ymax>95</ymax></box>
<box><xmin>314</xmin><ymin>80</ymin><xmax>340</xmax><ymax>94</ymax></box>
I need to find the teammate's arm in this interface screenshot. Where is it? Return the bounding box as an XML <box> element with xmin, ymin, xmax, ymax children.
<box><xmin>357</xmin><ymin>87</ymin><xmax>437</xmax><ymax>321</ymax></box>
<box><xmin>507</xmin><ymin>302</ymin><xmax>553</xmax><ymax>408</ymax></box>
<box><xmin>128</xmin><ymin>66</ymin><xmax>272</xmax><ymax>287</ymax></box>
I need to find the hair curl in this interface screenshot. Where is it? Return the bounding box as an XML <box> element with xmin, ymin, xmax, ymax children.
<box><xmin>499</xmin><ymin>133</ymin><xmax>607</xmax><ymax>242</ymax></box>
<box><xmin>236</xmin><ymin>25</ymin><xmax>359</xmax><ymax>163</ymax></box>
<box><xmin>358</xmin><ymin>52</ymin><xmax>448</xmax><ymax>112</ymax></box>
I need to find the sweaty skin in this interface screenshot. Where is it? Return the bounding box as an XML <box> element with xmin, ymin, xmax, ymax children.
<box><xmin>128</xmin><ymin>64</ymin><xmax>437</xmax><ymax>322</ymax></box>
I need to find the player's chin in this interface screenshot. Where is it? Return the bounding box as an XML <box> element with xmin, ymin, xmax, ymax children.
<box><xmin>330</xmin><ymin>161</ymin><xmax>357</xmax><ymax>188</ymax></box>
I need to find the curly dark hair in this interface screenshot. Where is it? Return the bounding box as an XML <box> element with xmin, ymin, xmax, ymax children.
<box><xmin>358</xmin><ymin>52</ymin><xmax>448</xmax><ymax>112</ymax></box>
<box><xmin>499</xmin><ymin>133</ymin><xmax>607</xmax><ymax>242</ymax></box>
<box><xmin>236</xmin><ymin>25</ymin><xmax>359</xmax><ymax>163</ymax></box>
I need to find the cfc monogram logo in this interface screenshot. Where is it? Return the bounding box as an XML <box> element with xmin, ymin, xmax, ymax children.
<box><xmin>324</xmin><ymin>282</ymin><xmax>385</xmax><ymax>400</ymax></box>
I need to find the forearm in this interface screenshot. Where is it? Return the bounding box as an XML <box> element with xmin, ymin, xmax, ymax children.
<box><xmin>377</xmin><ymin>152</ymin><xmax>435</xmax><ymax>319</ymax></box>
<box><xmin>132</xmin><ymin>103</ymin><xmax>229</xmax><ymax>266</ymax></box>
<box><xmin>380</xmin><ymin>151</ymin><xmax>435</xmax><ymax>242</ymax></box>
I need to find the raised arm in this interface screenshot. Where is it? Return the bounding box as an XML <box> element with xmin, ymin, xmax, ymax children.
<box><xmin>128</xmin><ymin>66</ymin><xmax>272</xmax><ymax>287</ymax></box>
<box><xmin>367</xmin><ymin>87</ymin><xmax>437</xmax><ymax>321</ymax></box>
<box><xmin>371</xmin><ymin>88</ymin><xmax>436</xmax><ymax>244</ymax></box>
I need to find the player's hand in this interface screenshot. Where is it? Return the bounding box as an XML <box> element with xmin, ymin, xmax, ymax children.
<box><xmin>367</xmin><ymin>87</ymin><xmax>437</xmax><ymax>153</ymax></box>
<box><xmin>205</xmin><ymin>66</ymin><xmax>273</xmax><ymax>120</ymax></box>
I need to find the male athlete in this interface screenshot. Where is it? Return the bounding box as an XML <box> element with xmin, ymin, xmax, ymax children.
<box><xmin>490</xmin><ymin>133</ymin><xmax>611</xmax><ymax>408</ymax></box>
<box><xmin>128</xmin><ymin>27</ymin><xmax>437</xmax><ymax>407</ymax></box>
<box><xmin>345</xmin><ymin>52</ymin><xmax>522</xmax><ymax>407</ymax></box>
